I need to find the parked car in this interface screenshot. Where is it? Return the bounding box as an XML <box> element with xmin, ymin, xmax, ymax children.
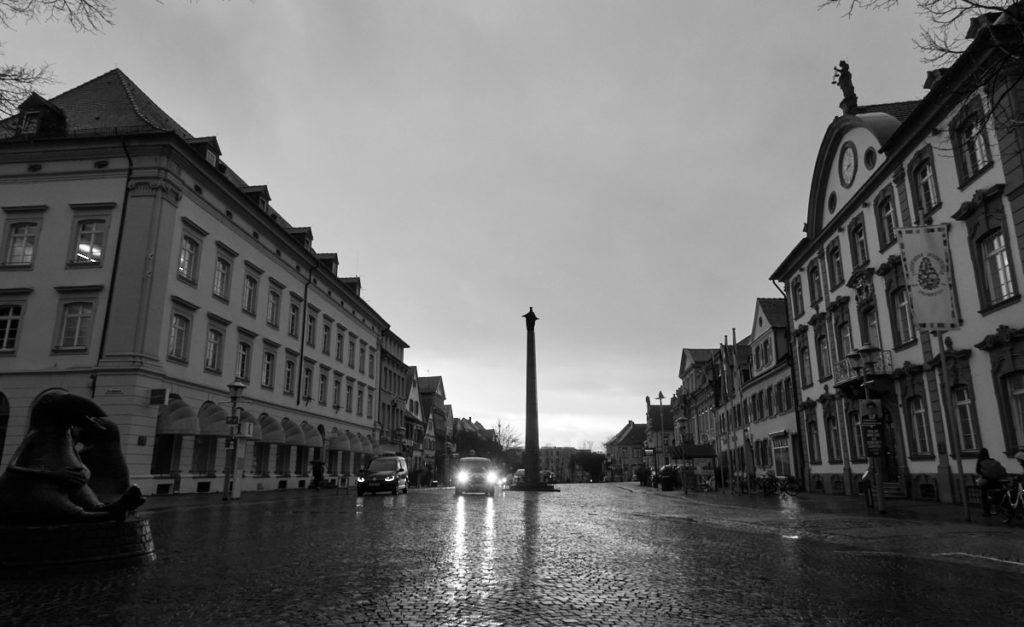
<box><xmin>357</xmin><ymin>455</ymin><xmax>409</xmax><ymax>496</ymax></box>
<box><xmin>454</xmin><ymin>457</ymin><xmax>499</xmax><ymax>496</ymax></box>
<box><xmin>658</xmin><ymin>465</ymin><xmax>678</xmax><ymax>491</ymax></box>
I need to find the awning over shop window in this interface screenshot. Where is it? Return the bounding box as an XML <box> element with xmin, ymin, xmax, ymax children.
<box><xmin>281</xmin><ymin>418</ymin><xmax>306</xmax><ymax>446</ymax></box>
<box><xmin>155</xmin><ymin>394</ymin><xmax>200</xmax><ymax>435</ymax></box>
<box><xmin>238</xmin><ymin>409</ymin><xmax>261</xmax><ymax>439</ymax></box>
<box><xmin>327</xmin><ymin>430</ymin><xmax>349</xmax><ymax>451</ymax></box>
<box><xmin>301</xmin><ymin>421</ymin><xmax>324</xmax><ymax>448</ymax></box>
<box><xmin>259</xmin><ymin>413</ymin><xmax>285</xmax><ymax>444</ymax></box>
<box><xmin>197</xmin><ymin>401</ymin><xmax>230</xmax><ymax>437</ymax></box>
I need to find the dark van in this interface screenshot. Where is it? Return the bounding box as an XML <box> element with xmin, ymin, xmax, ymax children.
<box><xmin>357</xmin><ymin>455</ymin><xmax>409</xmax><ymax>496</ymax></box>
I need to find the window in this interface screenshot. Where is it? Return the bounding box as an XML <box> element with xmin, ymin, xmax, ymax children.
<box><xmin>168</xmin><ymin>314</ymin><xmax>191</xmax><ymax>361</ymax></box>
<box><xmin>267</xmin><ymin>290</ymin><xmax>281</xmax><ymax>327</ymax></box>
<box><xmin>797</xmin><ymin>332</ymin><xmax>812</xmax><ymax>388</ymax></box>
<box><xmin>955</xmin><ymin>184</ymin><xmax>1020</xmax><ymax>311</ymax></box>
<box><xmin>791</xmin><ymin>277</ymin><xmax>804</xmax><ymax>318</ymax></box>
<box><xmin>367</xmin><ymin>391</ymin><xmax>374</xmax><ymax>419</ymax></box>
<box><xmin>979</xmin><ymin>230</ymin><xmax>1017</xmax><ymax>306</ymax></box>
<box><xmin>348</xmin><ymin>336</ymin><xmax>356</xmax><ymax>368</ymax></box>
<box><xmin>952</xmin><ymin>386</ymin><xmax>979</xmax><ymax>452</ymax></box>
<box><xmin>336</xmin><ymin>330</ymin><xmax>345</xmax><ymax>362</ymax></box>
<box><xmin>891</xmin><ymin>287</ymin><xmax>915</xmax><ymax>346</ymax></box>
<box><xmin>242</xmin><ymin>276</ymin><xmax>258</xmax><ymax>314</ymax></box>
<box><xmin>835</xmin><ymin>320</ymin><xmax>853</xmax><ymax>360</ymax></box>
<box><xmin>178</xmin><ymin>235</ymin><xmax>199</xmax><ymax>283</ymax></box>
<box><xmin>333</xmin><ymin>378</ymin><xmax>342</xmax><ymax>408</ymax></box>
<box><xmin>356</xmin><ymin>388</ymin><xmax>364</xmax><ymax>416</ymax></box>
<box><xmin>909</xmin><ymin>147</ymin><xmax>940</xmax><ymax>216</ymax></box>
<box><xmin>213</xmin><ymin>257</ymin><xmax>231</xmax><ymax>299</ymax></box>
<box><xmin>816</xmin><ymin>334</ymin><xmax>832</xmax><ymax>380</ymax></box>
<box><xmin>875</xmin><ymin>192</ymin><xmax>898</xmax><ymax>250</ymax></box>
<box><xmin>4</xmin><ymin>222</ymin><xmax>38</xmax><ymax>266</ymax></box>
<box><xmin>0</xmin><ymin>304</ymin><xmax>23</xmax><ymax>352</ymax></box>
<box><xmin>235</xmin><ymin>340</ymin><xmax>251</xmax><ymax>381</ymax></box>
<box><xmin>318</xmin><ymin>371</ymin><xmax>328</xmax><ymax>404</ymax></box>
<box><xmin>849</xmin><ymin>219</ymin><xmax>869</xmax><ymax>268</ymax></box>
<box><xmin>826</xmin><ymin>240</ymin><xmax>844</xmax><ymax>287</ymax></box>
<box><xmin>952</xmin><ymin>97</ymin><xmax>992</xmax><ymax>184</ymax></box>
<box><xmin>825</xmin><ymin>415</ymin><xmax>841</xmax><ymax>462</ymax></box>
<box><xmin>907</xmin><ymin>396</ymin><xmax>931</xmax><ymax>455</ymax></box>
<box><xmin>862</xmin><ymin>308</ymin><xmax>881</xmax><ymax>349</ymax></box>
<box><xmin>808</xmin><ymin>263</ymin><xmax>823</xmax><ymax>304</ymax></box>
<box><xmin>848</xmin><ymin>409</ymin><xmax>865</xmax><ymax>460</ymax></box>
<box><xmin>369</xmin><ymin>351</ymin><xmax>376</xmax><ymax>378</ymax></box>
<box><xmin>302</xmin><ymin>366</ymin><xmax>313</xmax><ymax>400</ymax></box>
<box><xmin>322</xmin><ymin>322</ymin><xmax>331</xmax><ymax>355</ymax></box>
<box><xmin>284</xmin><ymin>359</ymin><xmax>296</xmax><ymax>395</ymax></box>
<box><xmin>306</xmin><ymin>313</ymin><xmax>316</xmax><ymax>347</ymax></box>
<box><xmin>345</xmin><ymin>383</ymin><xmax>354</xmax><ymax>412</ymax></box>
<box><xmin>359</xmin><ymin>343</ymin><xmax>366</xmax><ymax>373</ymax></box>
<box><xmin>204</xmin><ymin>327</ymin><xmax>223</xmax><ymax>372</ymax></box>
<box><xmin>261</xmin><ymin>351</ymin><xmax>276</xmax><ymax>388</ymax></box>
<box><xmin>70</xmin><ymin>219</ymin><xmax>107</xmax><ymax>265</ymax></box>
<box><xmin>288</xmin><ymin>303</ymin><xmax>300</xmax><ymax>337</ymax></box>
<box><xmin>58</xmin><ymin>302</ymin><xmax>94</xmax><ymax>350</ymax></box>
<box><xmin>806</xmin><ymin>419</ymin><xmax>821</xmax><ymax>464</ymax></box>
<box><xmin>1009</xmin><ymin>373</ymin><xmax>1024</xmax><ymax>450</ymax></box>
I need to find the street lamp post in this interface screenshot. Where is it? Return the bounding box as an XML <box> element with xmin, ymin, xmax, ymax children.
<box><xmin>222</xmin><ymin>381</ymin><xmax>246</xmax><ymax>501</ymax></box>
<box><xmin>849</xmin><ymin>347</ymin><xmax>884</xmax><ymax>515</ymax></box>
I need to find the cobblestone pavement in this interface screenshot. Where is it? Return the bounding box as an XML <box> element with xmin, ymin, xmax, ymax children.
<box><xmin>2</xmin><ymin>482</ymin><xmax>1024</xmax><ymax>626</ymax></box>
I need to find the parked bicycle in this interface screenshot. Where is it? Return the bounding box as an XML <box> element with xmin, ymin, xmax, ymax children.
<box><xmin>997</xmin><ymin>475</ymin><xmax>1024</xmax><ymax>525</ymax></box>
<box><xmin>758</xmin><ymin>473</ymin><xmax>800</xmax><ymax>497</ymax></box>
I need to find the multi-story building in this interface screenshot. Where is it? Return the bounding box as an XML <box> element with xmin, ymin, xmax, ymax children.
<box><xmin>0</xmin><ymin>69</ymin><xmax>392</xmax><ymax>496</ymax></box>
<box><xmin>772</xmin><ymin>14</ymin><xmax>1024</xmax><ymax>503</ymax></box>
<box><xmin>417</xmin><ymin>376</ymin><xmax>453</xmax><ymax>482</ymax></box>
<box><xmin>604</xmin><ymin>420</ymin><xmax>647</xmax><ymax>481</ymax></box>
<box><xmin>644</xmin><ymin>394</ymin><xmax>673</xmax><ymax>469</ymax></box>
<box><xmin>537</xmin><ymin>446</ymin><xmax>577</xmax><ymax>483</ymax></box>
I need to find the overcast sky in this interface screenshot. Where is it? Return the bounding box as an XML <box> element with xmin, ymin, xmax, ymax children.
<box><xmin>6</xmin><ymin>1</ymin><xmax>937</xmax><ymax>449</ymax></box>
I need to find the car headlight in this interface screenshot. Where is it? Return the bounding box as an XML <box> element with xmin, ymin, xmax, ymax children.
<box><xmin>357</xmin><ymin>476</ymin><xmax>365</xmax><ymax>483</ymax></box>
<box><xmin>384</xmin><ymin>474</ymin><xmax>395</xmax><ymax>482</ymax></box>
<box><xmin>486</xmin><ymin>471</ymin><xmax>498</xmax><ymax>484</ymax></box>
<box><xmin>457</xmin><ymin>471</ymin><xmax>469</xmax><ymax>484</ymax></box>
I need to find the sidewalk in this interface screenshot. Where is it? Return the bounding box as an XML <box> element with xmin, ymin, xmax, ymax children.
<box><xmin>630</xmin><ymin>483</ymin><xmax>1024</xmax><ymax>567</ymax></box>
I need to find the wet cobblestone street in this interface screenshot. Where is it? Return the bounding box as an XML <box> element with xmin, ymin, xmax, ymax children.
<box><xmin>2</xmin><ymin>482</ymin><xmax>1024</xmax><ymax>626</ymax></box>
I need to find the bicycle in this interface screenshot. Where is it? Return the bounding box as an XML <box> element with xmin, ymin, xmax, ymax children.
<box><xmin>759</xmin><ymin>474</ymin><xmax>800</xmax><ymax>497</ymax></box>
<box><xmin>996</xmin><ymin>475</ymin><xmax>1024</xmax><ymax>525</ymax></box>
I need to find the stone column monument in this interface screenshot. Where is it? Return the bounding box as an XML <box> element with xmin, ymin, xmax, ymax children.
<box><xmin>514</xmin><ymin>307</ymin><xmax>556</xmax><ymax>492</ymax></box>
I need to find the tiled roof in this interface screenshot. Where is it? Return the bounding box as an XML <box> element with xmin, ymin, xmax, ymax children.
<box><xmin>858</xmin><ymin>100</ymin><xmax>921</xmax><ymax>124</ymax></box>
<box><xmin>2</xmin><ymin>68</ymin><xmax>192</xmax><ymax>138</ymax></box>
<box><xmin>758</xmin><ymin>298</ymin><xmax>788</xmax><ymax>327</ymax></box>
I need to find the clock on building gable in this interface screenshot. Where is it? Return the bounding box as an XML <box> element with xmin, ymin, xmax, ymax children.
<box><xmin>838</xmin><ymin>141</ymin><xmax>857</xmax><ymax>188</ymax></box>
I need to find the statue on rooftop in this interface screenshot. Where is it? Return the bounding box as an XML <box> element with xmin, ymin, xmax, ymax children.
<box><xmin>833</xmin><ymin>60</ymin><xmax>858</xmax><ymax>113</ymax></box>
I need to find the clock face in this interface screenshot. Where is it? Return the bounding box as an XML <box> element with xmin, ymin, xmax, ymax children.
<box><xmin>839</xmin><ymin>142</ymin><xmax>857</xmax><ymax>188</ymax></box>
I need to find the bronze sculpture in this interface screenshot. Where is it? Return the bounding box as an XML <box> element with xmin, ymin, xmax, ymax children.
<box><xmin>0</xmin><ymin>392</ymin><xmax>145</xmax><ymax>524</ymax></box>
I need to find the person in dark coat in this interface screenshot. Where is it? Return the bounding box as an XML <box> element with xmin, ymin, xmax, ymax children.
<box><xmin>975</xmin><ymin>448</ymin><xmax>1000</xmax><ymax>517</ymax></box>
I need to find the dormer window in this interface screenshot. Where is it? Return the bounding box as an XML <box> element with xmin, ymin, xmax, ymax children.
<box><xmin>18</xmin><ymin>111</ymin><xmax>41</xmax><ymax>136</ymax></box>
<box><xmin>205</xmin><ymin>149</ymin><xmax>218</xmax><ymax>167</ymax></box>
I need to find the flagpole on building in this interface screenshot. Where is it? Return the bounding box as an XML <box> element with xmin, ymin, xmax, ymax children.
<box><xmin>937</xmin><ymin>331</ymin><xmax>971</xmax><ymax>522</ymax></box>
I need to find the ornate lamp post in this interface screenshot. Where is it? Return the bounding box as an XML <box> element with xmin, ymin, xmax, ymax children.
<box><xmin>848</xmin><ymin>346</ymin><xmax>884</xmax><ymax>514</ymax></box>
<box><xmin>222</xmin><ymin>381</ymin><xmax>246</xmax><ymax>501</ymax></box>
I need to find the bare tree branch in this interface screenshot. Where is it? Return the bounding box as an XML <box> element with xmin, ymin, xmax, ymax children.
<box><xmin>0</xmin><ymin>0</ymin><xmax>113</xmax><ymax>117</ymax></box>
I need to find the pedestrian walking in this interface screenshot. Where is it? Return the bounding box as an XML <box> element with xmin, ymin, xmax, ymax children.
<box><xmin>975</xmin><ymin>448</ymin><xmax>1006</xmax><ymax>517</ymax></box>
<box><xmin>310</xmin><ymin>460</ymin><xmax>325</xmax><ymax>490</ymax></box>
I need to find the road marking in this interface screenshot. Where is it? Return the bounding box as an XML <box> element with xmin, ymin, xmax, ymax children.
<box><xmin>933</xmin><ymin>552</ymin><xmax>1024</xmax><ymax>567</ymax></box>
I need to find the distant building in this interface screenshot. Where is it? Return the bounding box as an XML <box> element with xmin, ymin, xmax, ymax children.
<box><xmin>604</xmin><ymin>421</ymin><xmax>647</xmax><ymax>481</ymax></box>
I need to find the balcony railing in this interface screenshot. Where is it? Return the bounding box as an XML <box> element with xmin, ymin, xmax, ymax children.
<box><xmin>833</xmin><ymin>350</ymin><xmax>895</xmax><ymax>386</ymax></box>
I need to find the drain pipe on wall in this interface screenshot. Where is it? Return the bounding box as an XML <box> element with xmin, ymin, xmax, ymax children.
<box><xmin>92</xmin><ymin>139</ymin><xmax>134</xmax><ymax>398</ymax></box>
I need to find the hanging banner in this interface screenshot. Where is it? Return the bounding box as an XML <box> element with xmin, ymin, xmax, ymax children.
<box><xmin>897</xmin><ymin>224</ymin><xmax>959</xmax><ymax>330</ymax></box>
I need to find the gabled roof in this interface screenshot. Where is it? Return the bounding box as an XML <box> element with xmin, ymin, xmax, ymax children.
<box><xmin>608</xmin><ymin>421</ymin><xmax>647</xmax><ymax>447</ymax></box>
<box><xmin>757</xmin><ymin>298</ymin><xmax>788</xmax><ymax>328</ymax></box>
<box><xmin>1</xmin><ymin>68</ymin><xmax>191</xmax><ymax>139</ymax></box>
<box><xmin>418</xmin><ymin>376</ymin><xmax>445</xmax><ymax>399</ymax></box>
<box><xmin>678</xmin><ymin>348</ymin><xmax>717</xmax><ymax>380</ymax></box>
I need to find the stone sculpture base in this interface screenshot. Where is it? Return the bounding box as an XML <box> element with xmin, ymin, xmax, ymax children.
<box><xmin>0</xmin><ymin>517</ymin><xmax>155</xmax><ymax>570</ymax></box>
